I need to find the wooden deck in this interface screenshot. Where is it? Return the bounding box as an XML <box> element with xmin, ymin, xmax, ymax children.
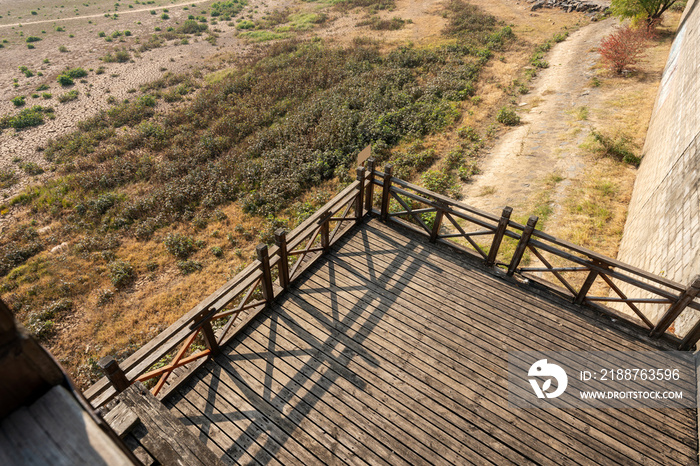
<box><xmin>163</xmin><ymin>218</ymin><xmax>698</xmax><ymax>466</ymax></box>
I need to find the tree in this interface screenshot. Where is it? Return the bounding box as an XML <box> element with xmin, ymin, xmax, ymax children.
<box><xmin>611</xmin><ymin>0</ymin><xmax>680</xmax><ymax>24</ymax></box>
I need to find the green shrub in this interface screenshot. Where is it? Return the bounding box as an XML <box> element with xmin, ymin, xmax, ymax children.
<box><xmin>590</xmin><ymin>130</ymin><xmax>641</xmax><ymax>166</ymax></box>
<box><xmin>42</xmin><ymin>93</ymin><xmax>52</xmax><ymax>99</ymax></box>
<box><xmin>25</xmin><ymin>36</ymin><xmax>42</xmax><ymax>43</ymax></box>
<box><xmin>496</xmin><ymin>107</ymin><xmax>520</xmax><ymax>126</ymax></box>
<box><xmin>58</xmin><ymin>45</ymin><xmax>68</xmax><ymax>52</ymax></box>
<box><xmin>458</xmin><ymin>160</ymin><xmax>479</xmax><ymax>181</ymax></box>
<box><xmin>164</xmin><ymin>233</ymin><xmax>196</xmax><ymax>259</ymax></box>
<box><xmin>57</xmin><ymin>74</ymin><xmax>74</xmax><ymax>86</ymax></box>
<box><xmin>36</xmin><ymin>84</ymin><xmax>49</xmax><ymax>91</ymax></box>
<box><xmin>422</xmin><ymin>169</ymin><xmax>460</xmax><ymax>197</ymax></box>
<box><xmin>0</xmin><ymin>168</ymin><xmax>18</xmax><ymax>189</ymax></box>
<box><xmin>109</xmin><ymin>260</ymin><xmax>135</xmax><ymax>288</ymax></box>
<box><xmin>19</xmin><ymin>66</ymin><xmax>34</xmax><ymax>77</ymax></box>
<box><xmin>65</xmin><ymin>67</ymin><xmax>87</xmax><ymax>78</ymax></box>
<box><xmin>161</xmin><ymin>13</ymin><xmax>170</xmax><ymax>19</ymax></box>
<box><xmin>236</xmin><ymin>20</ymin><xmax>254</xmax><ymax>29</ymax></box>
<box><xmin>57</xmin><ymin>90</ymin><xmax>79</xmax><ymax>103</ymax></box>
<box><xmin>177</xmin><ymin>259</ymin><xmax>202</xmax><ymax>274</ymax></box>
<box><xmin>0</xmin><ymin>106</ymin><xmax>53</xmax><ymax>129</ymax></box>
<box><xmin>11</xmin><ymin>96</ymin><xmax>26</xmax><ymax>107</ymax></box>
<box><xmin>20</xmin><ymin>162</ymin><xmax>44</xmax><ymax>175</ymax></box>
<box><xmin>210</xmin><ymin>246</ymin><xmax>224</xmax><ymax>257</ymax></box>
<box><xmin>177</xmin><ymin>19</ymin><xmax>208</xmax><ymax>34</ymax></box>
<box><xmin>99</xmin><ymin>31</ymin><xmax>106</xmax><ymax>37</ymax></box>
<box><xmin>211</xmin><ymin>0</ymin><xmax>247</xmax><ymax>18</ymax></box>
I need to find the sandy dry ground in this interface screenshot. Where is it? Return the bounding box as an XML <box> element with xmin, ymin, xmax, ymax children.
<box><xmin>462</xmin><ymin>18</ymin><xmax>619</xmax><ymax>214</ymax></box>
<box><xmin>0</xmin><ymin>0</ymin><xmax>295</xmax><ymax>200</ymax></box>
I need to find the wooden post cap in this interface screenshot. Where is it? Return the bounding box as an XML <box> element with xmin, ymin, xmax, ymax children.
<box><xmin>256</xmin><ymin>244</ymin><xmax>268</xmax><ymax>259</ymax></box>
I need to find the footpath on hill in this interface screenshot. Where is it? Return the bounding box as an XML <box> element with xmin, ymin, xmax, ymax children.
<box><xmin>463</xmin><ymin>17</ymin><xmax>617</xmax><ymax>218</ymax></box>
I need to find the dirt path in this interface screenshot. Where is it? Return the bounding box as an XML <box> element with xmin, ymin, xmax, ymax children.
<box><xmin>463</xmin><ymin>17</ymin><xmax>618</xmax><ymax>220</ymax></box>
<box><xmin>0</xmin><ymin>0</ymin><xmax>214</xmax><ymax>29</ymax></box>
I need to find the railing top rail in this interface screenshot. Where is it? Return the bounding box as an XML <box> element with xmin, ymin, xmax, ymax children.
<box><xmin>374</xmin><ymin>169</ymin><xmax>686</xmax><ymax>294</ymax></box>
<box><xmin>373</xmin><ymin>170</ymin><xmax>503</xmax><ymax>223</ymax></box>
<box><xmin>85</xmin><ymin>177</ymin><xmax>365</xmax><ymax>406</ymax></box>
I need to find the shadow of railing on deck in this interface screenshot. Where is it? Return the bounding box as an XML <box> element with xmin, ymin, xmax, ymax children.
<box><xmin>85</xmin><ymin>157</ymin><xmax>700</xmax><ymax>413</ymax></box>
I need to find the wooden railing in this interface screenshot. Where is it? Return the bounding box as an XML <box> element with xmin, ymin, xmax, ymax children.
<box><xmin>85</xmin><ymin>168</ymin><xmax>369</xmax><ymax>408</ymax></box>
<box><xmin>370</xmin><ymin>162</ymin><xmax>700</xmax><ymax>351</ymax></box>
<box><xmin>87</xmin><ymin>160</ymin><xmax>700</xmax><ymax>407</ymax></box>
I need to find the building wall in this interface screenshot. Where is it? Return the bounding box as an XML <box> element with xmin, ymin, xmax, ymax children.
<box><xmin>616</xmin><ymin>0</ymin><xmax>700</xmax><ymax>333</ymax></box>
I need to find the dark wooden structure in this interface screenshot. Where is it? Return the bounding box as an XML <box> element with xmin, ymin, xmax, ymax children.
<box><xmin>103</xmin><ymin>382</ymin><xmax>225</xmax><ymax>466</ymax></box>
<box><xmin>84</xmin><ymin>161</ymin><xmax>700</xmax><ymax>464</ymax></box>
<box><xmin>0</xmin><ymin>300</ymin><xmax>138</xmax><ymax>465</ymax></box>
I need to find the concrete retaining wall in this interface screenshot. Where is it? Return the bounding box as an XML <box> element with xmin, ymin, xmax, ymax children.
<box><xmin>616</xmin><ymin>0</ymin><xmax>700</xmax><ymax>334</ymax></box>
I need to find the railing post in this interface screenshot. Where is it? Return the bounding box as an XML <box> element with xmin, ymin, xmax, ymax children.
<box><xmin>486</xmin><ymin>206</ymin><xmax>512</xmax><ymax>267</ymax></box>
<box><xmin>574</xmin><ymin>265</ymin><xmax>600</xmax><ymax>305</ymax></box>
<box><xmin>256</xmin><ymin>244</ymin><xmax>274</xmax><ymax>303</ymax></box>
<box><xmin>380</xmin><ymin>164</ymin><xmax>393</xmax><ymax>222</ymax></box>
<box><xmin>98</xmin><ymin>356</ymin><xmax>130</xmax><ymax>393</ymax></box>
<box><xmin>195</xmin><ymin>309</ymin><xmax>219</xmax><ymax>355</ymax></box>
<box><xmin>320</xmin><ymin>213</ymin><xmax>330</xmax><ymax>252</ymax></box>
<box><xmin>365</xmin><ymin>158</ymin><xmax>375</xmax><ymax>213</ymax></box>
<box><xmin>274</xmin><ymin>229</ymin><xmax>290</xmax><ymax>289</ymax></box>
<box><xmin>429</xmin><ymin>203</ymin><xmax>445</xmax><ymax>243</ymax></box>
<box><xmin>651</xmin><ymin>275</ymin><xmax>700</xmax><ymax>338</ymax></box>
<box><xmin>507</xmin><ymin>216</ymin><xmax>538</xmax><ymax>276</ymax></box>
<box><xmin>355</xmin><ymin>166</ymin><xmax>366</xmax><ymax>224</ymax></box>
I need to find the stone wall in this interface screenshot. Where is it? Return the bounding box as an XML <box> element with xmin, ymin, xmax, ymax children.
<box><xmin>616</xmin><ymin>0</ymin><xmax>700</xmax><ymax>334</ymax></box>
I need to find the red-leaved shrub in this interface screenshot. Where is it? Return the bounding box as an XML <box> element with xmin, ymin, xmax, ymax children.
<box><xmin>598</xmin><ymin>25</ymin><xmax>652</xmax><ymax>74</ymax></box>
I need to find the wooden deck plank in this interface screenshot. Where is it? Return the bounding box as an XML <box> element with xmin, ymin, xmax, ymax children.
<box><xmin>164</xmin><ymin>387</ymin><xmax>261</xmax><ymax>466</ymax></box>
<box><xmin>174</xmin><ymin>360</ymin><xmax>391</xmax><ymax>466</ymax></box>
<box><xmin>227</xmin><ymin>314</ymin><xmax>511</xmax><ymax>466</ymax></box>
<box><xmin>355</xmin><ymin>221</ymin><xmax>669</xmax><ymax>352</ymax></box>
<box><xmin>235</xmin><ymin>305</ymin><xmax>537</xmax><ymax>466</ymax></box>
<box><xmin>297</xmin><ymin>259</ymin><xmax>690</xmax><ymax>465</ymax></box>
<box><xmin>162</xmin><ymin>218</ymin><xmax>697</xmax><ymax>466</ymax></box>
<box><xmin>171</xmin><ymin>360</ymin><xmax>338</xmax><ymax>466</ymax></box>
<box><xmin>340</xmin><ymin>224</ymin><xmax>698</xmax><ymax>433</ymax></box>
<box><xmin>285</xmin><ymin>273</ymin><xmax>645</xmax><ymax>466</ymax></box>
<box><xmin>322</xmin><ymin>230</ymin><xmax>698</xmax><ymax>453</ymax></box>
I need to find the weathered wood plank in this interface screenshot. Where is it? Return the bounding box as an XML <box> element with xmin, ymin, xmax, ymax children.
<box><xmin>235</xmin><ymin>307</ymin><xmax>535</xmax><ymax>466</ymax></box>
<box><xmin>104</xmin><ymin>400</ymin><xmax>139</xmax><ymax>438</ymax></box>
<box><xmin>331</xmin><ymin>231</ymin><xmax>698</xmax><ymax>440</ymax></box>
<box><xmin>28</xmin><ymin>385</ymin><xmax>133</xmax><ymax>465</ymax></box>
<box><xmin>117</xmin><ymin>382</ymin><xmax>225</xmax><ymax>466</ymax></box>
<box><xmin>283</xmin><ymin>276</ymin><xmax>642</xmax><ymax>466</ymax></box>
<box><xmin>297</xmin><ymin>261</ymin><xmax>695</xmax><ymax>465</ymax></box>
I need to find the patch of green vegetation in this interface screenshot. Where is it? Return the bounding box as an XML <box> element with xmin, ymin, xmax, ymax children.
<box><xmin>588</xmin><ymin>130</ymin><xmax>641</xmax><ymax>166</ymax></box>
<box><xmin>211</xmin><ymin>0</ymin><xmax>247</xmax><ymax>18</ymax></box>
<box><xmin>236</xmin><ymin>19</ymin><xmax>255</xmax><ymax>29</ymax></box>
<box><xmin>238</xmin><ymin>30</ymin><xmax>290</xmax><ymax>41</ymax></box>
<box><xmin>0</xmin><ymin>169</ymin><xmax>18</xmax><ymax>189</ymax></box>
<box><xmin>0</xmin><ymin>106</ymin><xmax>54</xmax><ymax>130</ymax></box>
<box><xmin>25</xmin><ymin>36</ymin><xmax>41</xmax><ymax>43</ymax></box>
<box><xmin>357</xmin><ymin>15</ymin><xmax>405</xmax><ymax>30</ymax></box>
<box><xmin>496</xmin><ymin>107</ymin><xmax>520</xmax><ymax>126</ymax></box>
<box><xmin>57</xmin><ymin>74</ymin><xmax>74</xmax><ymax>86</ymax></box>
<box><xmin>11</xmin><ymin>96</ymin><xmax>26</xmax><ymax>107</ymax></box>
<box><xmin>1</xmin><ymin>0</ymin><xmax>509</xmax><ymax>283</ymax></box>
<box><xmin>109</xmin><ymin>260</ymin><xmax>135</xmax><ymax>288</ymax></box>
<box><xmin>19</xmin><ymin>66</ymin><xmax>34</xmax><ymax>78</ymax></box>
<box><xmin>101</xmin><ymin>49</ymin><xmax>131</xmax><ymax>63</ymax></box>
<box><xmin>58</xmin><ymin>90</ymin><xmax>79</xmax><ymax>103</ymax></box>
